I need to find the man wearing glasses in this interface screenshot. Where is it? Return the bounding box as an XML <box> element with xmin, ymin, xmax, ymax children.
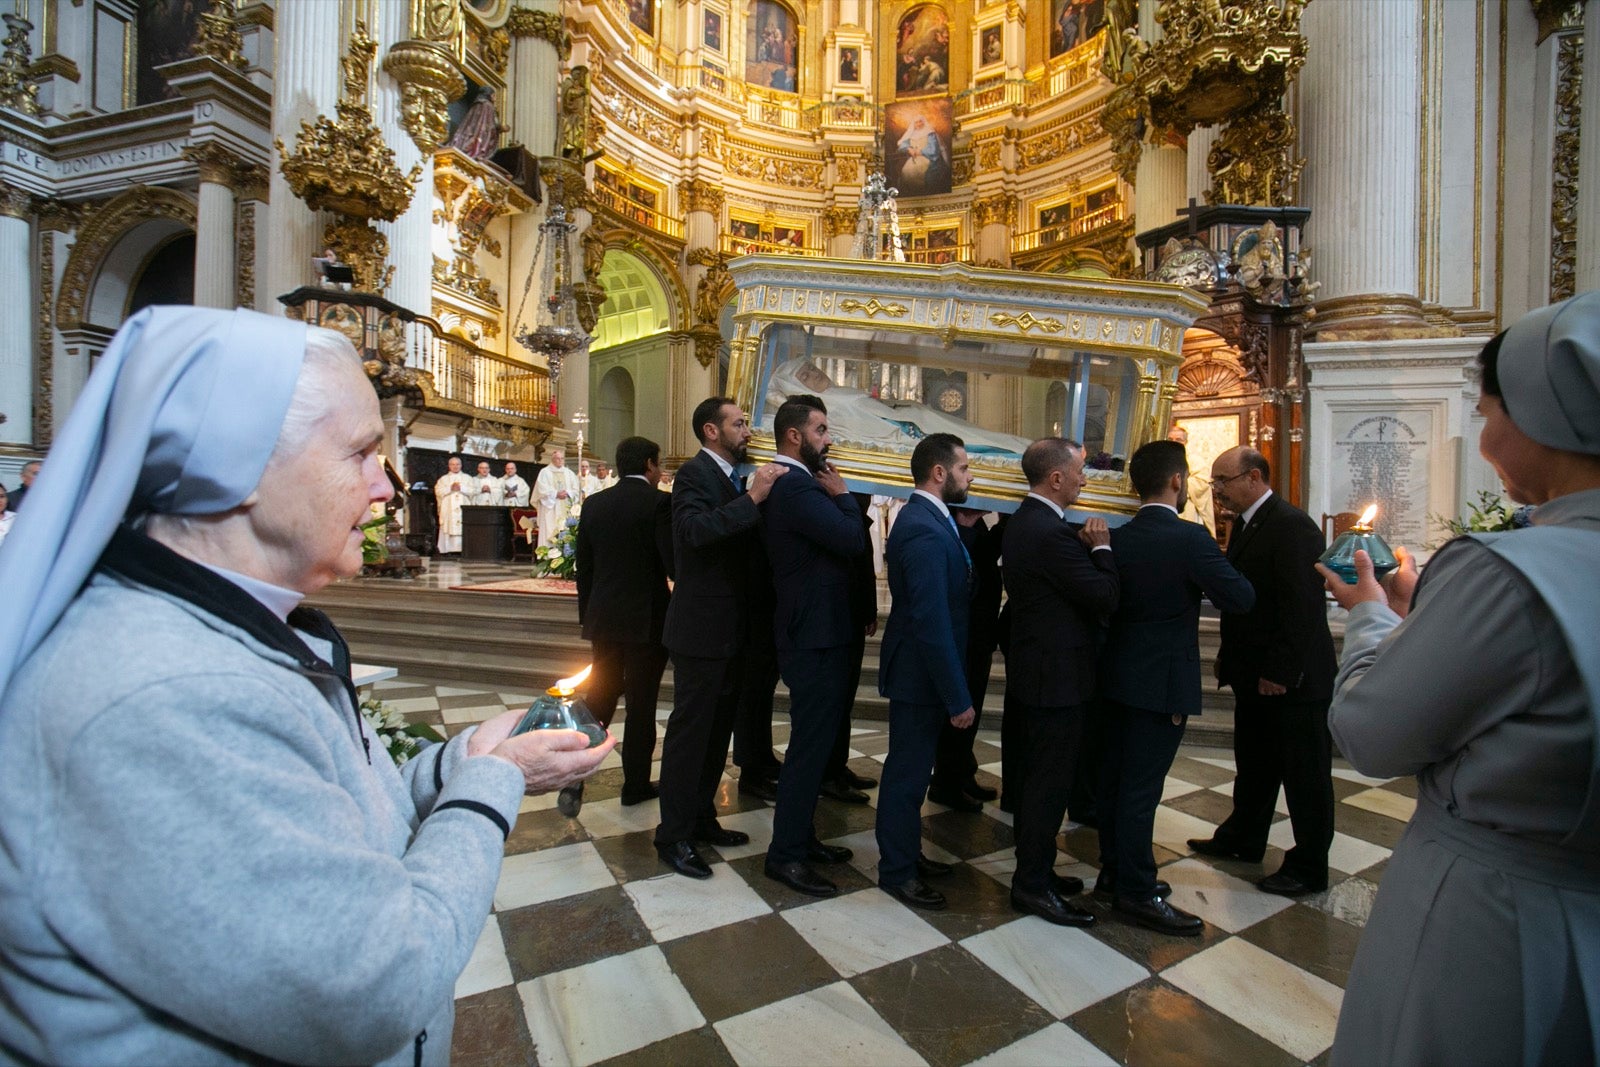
<box><xmin>1188</xmin><ymin>446</ymin><xmax>1337</xmax><ymax>897</ymax></box>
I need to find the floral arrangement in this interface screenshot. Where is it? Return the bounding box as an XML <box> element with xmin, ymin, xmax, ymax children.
<box><xmin>535</xmin><ymin>502</ymin><xmax>580</xmax><ymax>579</ymax></box>
<box><xmin>359</xmin><ymin>695</ymin><xmax>445</xmax><ymax>766</ymax></box>
<box><xmin>1433</xmin><ymin>490</ymin><xmax>1533</xmax><ymax>541</ymax></box>
<box><xmin>360</xmin><ymin>514</ymin><xmax>392</xmax><ymax>564</ymax></box>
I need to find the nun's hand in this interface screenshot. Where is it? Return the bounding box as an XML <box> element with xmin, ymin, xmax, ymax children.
<box><xmin>1317</xmin><ymin>549</ymin><xmax>1387</xmax><ymax>612</ymax></box>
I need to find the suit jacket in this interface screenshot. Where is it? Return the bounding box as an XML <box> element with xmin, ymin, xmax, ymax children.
<box><xmin>1101</xmin><ymin>506</ymin><xmax>1255</xmax><ymax>717</ymax></box>
<box><xmin>575</xmin><ymin>478</ymin><xmax>674</xmax><ymax>644</ymax></box>
<box><xmin>1217</xmin><ymin>493</ymin><xmax>1337</xmax><ymax>699</ymax></box>
<box><xmin>959</xmin><ymin>516</ymin><xmax>1004</xmax><ymax>662</ymax></box>
<box><xmin>759</xmin><ymin>462</ymin><xmax>868</xmax><ymax>652</ymax></box>
<box><xmin>1001</xmin><ymin>497</ymin><xmax>1119</xmax><ymax>707</ymax></box>
<box><xmin>878</xmin><ymin>494</ymin><xmax>972</xmax><ymax>717</ymax></box>
<box><xmin>660</xmin><ymin>449</ymin><xmax>763</xmax><ymax>658</ymax></box>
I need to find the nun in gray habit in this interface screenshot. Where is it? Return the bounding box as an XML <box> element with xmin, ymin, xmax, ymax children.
<box><xmin>0</xmin><ymin>307</ymin><xmax>612</xmax><ymax>1064</ymax></box>
<box><xmin>1321</xmin><ymin>290</ymin><xmax>1600</xmax><ymax>1066</ymax></box>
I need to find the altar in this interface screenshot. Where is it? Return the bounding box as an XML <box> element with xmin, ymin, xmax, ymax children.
<box><xmin>725</xmin><ymin>256</ymin><xmax>1210</xmax><ymax>519</ymax></box>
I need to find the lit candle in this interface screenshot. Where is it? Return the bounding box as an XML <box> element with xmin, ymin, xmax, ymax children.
<box><xmin>1318</xmin><ymin>503</ymin><xmax>1399</xmax><ymax>585</ymax></box>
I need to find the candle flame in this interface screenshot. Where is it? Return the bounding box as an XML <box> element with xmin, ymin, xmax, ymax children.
<box><xmin>549</xmin><ymin>665</ymin><xmax>592</xmax><ymax>696</ymax></box>
<box><xmin>1357</xmin><ymin>504</ymin><xmax>1378</xmax><ymax>527</ymax></box>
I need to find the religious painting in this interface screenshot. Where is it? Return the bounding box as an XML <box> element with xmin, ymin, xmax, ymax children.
<box><xmin>885</xmin><ymin>98</ymin><xmax>953</xmax><ymax>197</ymax></box>
<box><xmin>895</xmin><ymin>6</ymin><xmax>950</xmax><ymax>96</ymax></box>
<box><xmin>927</xmin><ymin>226</ymin><xmax>959</xmax><ymax>264</ymax></box>
<box><xmin>838</xmin><ymin>46</ymin><xmax>861</xmax><ymax>83</ymax></box>
<box><xmin>136</xmin><ymin>0</ymin><xmax>205</xmax><ymax>104</ymax></box>
<box><xmin>1039</xmin><ymin>201</ymin><xmax>1073</xmax><ymax>243</ymax></box>
<box><xmin>979</xmin><ymin>25</ymin><xmax>1003</xmax><ymax>68</ymax></box>
<box><xmin>771</xmin><ymin>225</ymin><xmax>806</xmax><ymax>249</ymax></box>
<box><xmin>704</xmin><ymin>9</ymin><xmax>724</xmax><ymax>52</ymax></box>
<box><xmin>627</xmin><ymin>0</ymin><xmax>655</xmax><ymax>36</ymax></box>
<box><xmin>729</xmin><ymin>218</ymin><xmax>762</xmax><ymax>254</ymax></box>
<box><xmin>746</xmin><ymin>0</ymin><xmax>799</xmax><ymax>94</ymax></box>
<box><xmin>1050</xmin><ymin>0</ymin><xmax>1107</xmax><ymax>57</ymax></box>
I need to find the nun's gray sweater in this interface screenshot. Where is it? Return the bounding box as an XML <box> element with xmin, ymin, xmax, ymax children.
<box><xmin>0</xmin><ymin>566</ymin><xmax>524</xmax><ymax>1065</ymax></box>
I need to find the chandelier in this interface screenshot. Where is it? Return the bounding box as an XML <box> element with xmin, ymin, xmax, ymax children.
<box><xmin>513</xmin><ymin>203</ymin><xmax>586</xmax><ymax>401</ymax></box>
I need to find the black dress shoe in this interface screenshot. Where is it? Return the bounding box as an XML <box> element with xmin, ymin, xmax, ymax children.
<box><xmin>656</xmin><ymin>840</ymin><xmax>712</xmax><ymax>879</ymax></box>
<box><xmin>764</xmin><ymin>859</ymin><xmax>838</xmax><ymax>897</ymax></box>
<box><xmin>1010</xmin><ymin>885</ymin><xmax>1096</xmax><ymax>927</ymax></box>
<box><xmin>1051</xmin><ymin>873</ymin><xmax>1086</xmax><ymax>896</ymax></box>
<box><xmin>927</xmin><ymin>786</ymin><xmax>983</xmax><ymax>813</ymax></box>
<box><xmin>819</xmin><ymin>778</ymin><xmax>870</xmax><ymax>804</ymax></box>
<box><xmin>694</xmin><ymin>824</ymin><xmax>751</xmax><ymax>848</ymax></box>
<box><xmin>916</xmin><ymin>855</ymin><xmax>953</xmax><ymax>878</ymax></box>
<box><xmin>557</xmin><ymin>783</ymin><xmax>583</xmax><ymax>817</ymax></box>
<box><xmin>807</xmin><ymin>839</ymin><xmax>854</xmax><ymax>864</ymax></box>
<box><xmin>843</xmin><ymin>768</ymin><xmax>878</xmax><ymax>790</ymax></box>
<box><xmin>619</xmin><ymin>782</ymin><xmax>659</xmax><ymax>806</ymax></box>
<box><xmin>1257</xmin><ymin>870</ymin><xmax>1326</xmax><ymax>896</ymax></box>
<box><xmin>738</xmin><ymin>776</ymin><xmax>780</xmax><ymax>802</ymax></box>
<box><xmin>1114</xmin><ymin>894</ymin><xmax>1203</xmax><ymax>936</ymax></box>
<box><xmin>965</xmin><ymin>782</ymin><xmax>999</xmax><ymax>802</ymax></box>
<box><xmin>1093</xmin><ymin>878</ymin><xmax>1170</xmax><ymax>901</ymax></box>
<box><xmin>1187</xmin><ymin>837</ymin><xmax>1266</xmax><ymax>863</ymax></box>
<box><xmin>881</xmin><ymin>878</ymin><xmax>947</xmax><ymax>911</ymax></box>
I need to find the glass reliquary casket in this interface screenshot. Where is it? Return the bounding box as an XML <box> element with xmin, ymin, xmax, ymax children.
<box><xmin>725</xmin><ymin>256</ymin><xmax>1210</xmax><ymax>519</ymax></box>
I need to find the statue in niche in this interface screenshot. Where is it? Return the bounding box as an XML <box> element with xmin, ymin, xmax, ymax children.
<box><xmin>447</xmin><ymin>87</ymin><xmax>505</xmax><ymax>160</ymax></box>
<box><xmin>557</xmin><ymin>66</ymin><xmax>590</xmax><ymax>160</ymax></box>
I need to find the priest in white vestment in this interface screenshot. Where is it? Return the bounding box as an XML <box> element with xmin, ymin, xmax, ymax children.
<box><xmin>595</xmin><ymin>462</ymin><xmax>619</xmax><ymax>490</ymax></box>
<box><xmin>471</xmin><ymin>461</ymin><xmax>503</xmax><ymax>506</ymax></box>
<box><xmin>533</xmin><ymin>448</ymin><xmax>580</xmax><ymax>545</ymax></box>
<box><xmin>578</xmin><ymin>460</ymin><xmax>603</xmax><ymax>498</ymax></box>
<box><xmin>434</xmin><ymin>456</ymin><xmax>473</xmax><ymax>554</ymax></box>
<box><xmin>501</xmin><ymin>461</ymin><xmax>531</xmax><ymax>507</ymax></box>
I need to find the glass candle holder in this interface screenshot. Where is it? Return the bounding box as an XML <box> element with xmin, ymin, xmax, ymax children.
<box><xmin>1318</xmin><ymin>524</ymin><xmax>1399</xmax><ymax>585</ymax></box>
<box><xmin>512</xmin><ymin>667</ymin><xmax>608</xmax><ymax>747</ymax></box>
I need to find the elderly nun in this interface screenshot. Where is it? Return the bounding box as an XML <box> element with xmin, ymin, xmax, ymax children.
<box><xmin>1319</xmin><ymin>291</ymin><xmax>1600</xmax><ymax>1066</ymax></box>
<box><xmin>0</xmin><ymin>308</ymin><xmax>614</xmax><ymax>1064</ymax></box>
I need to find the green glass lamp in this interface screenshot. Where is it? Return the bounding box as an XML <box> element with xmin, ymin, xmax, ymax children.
<box><xmin>1318</xmin><ymin>505</ymin><xmax>1399</xmax><ymax>584</ymax></box>
<box><xmin>512</xmin><ymin>665</ymin><xmax>609</xmax><ymax>747</ymax></box>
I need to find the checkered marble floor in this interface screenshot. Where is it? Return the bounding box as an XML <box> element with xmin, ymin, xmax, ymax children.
<box><xmin>373</xmin><ymin>677</ymin><xmax>1410</xmax><ymax>1067</ymax></box>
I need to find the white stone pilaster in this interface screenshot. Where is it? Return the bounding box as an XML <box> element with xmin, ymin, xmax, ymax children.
<box><xmin>560</xmin><ymin>202</ymin><xmax>593</xmax><ymax>424</ymax></box>
<box><xmin>373</xmin><ymin>3</ymin><xmax>432</xmax><ymax>316</ymax></box>
<box><xmin>1187</xmin><ymin>125</ymin><xmax>1219</xmax><ymax>203</ymax></box>
<box><xmin>509</xmin><ymin>22</ymin><xmax>561</xmax><ymax>159</ymax></box>
<box><xmin>264</xmin><ymin>2</ymin><xmax>342</xmax><ymax>307</ymax></box>
<box><xmin>0</xmin><ymin>204</ymin><xmax>30</xmax><ymax>446</ymax></box>
<box><xmin>1575</xmin><ymin>0</ymin><xmax>1600</xmax><ymax>293</ymax></box>
<box><xmin>194</xmin><ymin>177</ymin><xmax>237</xmax><ymax>309</ymax></box>
<box><xmin>1134</xmin><ymin>145</ymin><xmax>1186</xmax><ymax>231</ymax></box>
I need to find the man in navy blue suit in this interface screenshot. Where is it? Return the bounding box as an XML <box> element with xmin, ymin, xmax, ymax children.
<box><xmin>874</xmin><ymin>434</ymin><xmax>977</xmax><ymax>910</ymax></box>
<box><xmin>1097</xmin><ymin>439</ymin><xmax>1256</xmax><ymax>934</ymax></box>
<box><xmin>760</xmin><ymin>394</ymin><xmax>869</xmax><ymax>897</ymax></box>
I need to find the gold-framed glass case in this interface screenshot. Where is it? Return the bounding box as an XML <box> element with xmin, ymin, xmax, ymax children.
<box><xmin>726</xmin><ymin>256</ymin><xmax>1209</xmax><ymax>518</ymax></box>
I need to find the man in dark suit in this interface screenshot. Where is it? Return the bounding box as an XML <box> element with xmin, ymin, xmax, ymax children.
<box><xmin>818</xmin><ymin>492</ymin><xmax>880</xmax><ymax>805</ymax></box>
<box><xmin>875</xmin><ymin>434</ymin><xmax>975</xmax><ymax>911</ymax></box>
<box><xmin>1189</xmin><ymin>445</ymin><xmax>1337</xmax><ymax>896</ymax></box>
<box><xmin>569</xmin><ymin>436</ymin><xmax>674</xmax><ymax>817</ymax></box>
<box><xmin>759</xmin><ymin>394</ymin><xmax>868</xmax><ymax>898</ymax></box>
<box><xmin>927</xmin><ymin>506</ymin><xmax>1003</xmax><ymax>811</ymax></box>
<box><xmin>652</xmin><ymin>398</ymin><xmax>788</xmax><ymax>879</ymax></box>
<box><xmin>8</xmin><ymin>461</ymin><xmax>38</xmax><ymax>512</ymax></box>
<box><xmin>1002</xmin><ymin>438</ymin><xmax>1119</xmax><ymax>926</ymax></box>
<box><xmin>1098</xmin><ymin>440</ymin><xmax>1256</xmax><ymax>934</ymax></box>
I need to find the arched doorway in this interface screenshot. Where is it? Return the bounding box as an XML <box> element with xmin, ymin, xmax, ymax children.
<box><xmin>593</xmin><ymin>365</ymin><xmax>636</xmax><ymax>464</ymax></box>
<box><xmin>126</xmin><ymin>232</ymin><xmax>196</xmax><ymax>317</ymax></box>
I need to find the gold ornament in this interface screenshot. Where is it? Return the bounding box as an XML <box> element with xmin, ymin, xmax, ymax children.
<box><xmin>382</xmin><ymin>41</ymin><xmax>466</xmax><ymax>154</ymax></box>
<box><xmin>0</xmin><ymin>14</ymin><xmax>40</xmax><ymax>116</ymax></box>
<box><xmin>193</xmin><ymin>0</ymin><xmax>247</xmax><ymax>70</ymax></box>
<box><xmin>506</xmin><ymin>7</ymin><xmax>572</xmax><ymax>60</ymax></box>
<box><xmin>1205</xmin><ymin>103</ymin><xmax>1304</xmax><ymax>208</ymax></box>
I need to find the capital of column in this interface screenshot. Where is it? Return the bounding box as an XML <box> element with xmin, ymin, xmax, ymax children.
<box><xmin>1531</xmin><ymin>0</ymin><xmax>1587</xmax><ymax>44</ymax></box>
<box><xmin>822</xmin><ymin>206</ymin><xmax>858</xmax><ymax>239</ymax></box>
<box><xmin>0</xmin><ymin>182</ymin><xmax>32</xmax><ymax>219</ymax></box>
<box><xmin>679</xmin><ymin>178</ymin><xmax>725</xmax><ymax>216</ymax></box>
<box><xmin>506</xmin><ymin>6</ymin><xmax>571</xmax><ymax>59</ymax></box>
<box><xmin>971</xmin><ymin>193</ymin><xmax>1016</xmax><ymax>229</ymax></box>
<box><xmin>182</xmin><ymin>140</ymin><xmax>245</xmax><ymax>188</ymax></box>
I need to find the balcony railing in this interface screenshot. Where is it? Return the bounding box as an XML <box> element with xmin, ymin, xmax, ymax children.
<box><xmin>900</xmin><ymin>243</ymin><xmax>973</xmax><ymax>265</ymax></box>
<box><xmin>1043</xmin><ymin>32</ymin><xmax>1107</xmax><ymax>98</ymax></box>
<box><xmin>412</xmin><ymin>317</ymin><xmax>553</xmax><ymax>421</ymax></box>
<box><xmin>954</xmin><ymin>77</ymin><xmax>1035</xmax><ymax>117</ymax></box>
<box><xmin>592</xmin><ymin>183</ymin><xmax>686</xmax><ymax>240</ymax></box>
<box><xmin>1011</xmin><ymin>200</ymin><xmax>1127</xmax><ymax>255</ymax></box>
<box><xmin>720</xmin><ymin>233</ymin><xmax>824</xmax><ymax>258</ymax></box>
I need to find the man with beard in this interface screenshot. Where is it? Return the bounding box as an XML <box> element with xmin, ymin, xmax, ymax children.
<box><xmin>759</xmin><ymin>394</ymin><xmax>868</xmax><ymax>897</ymax></box>
<box><xmin>652</xmin><ymin>399</ymin><xmax>788</xmax><ymax>879</ymax></box>
<box><xmin>873</xmin><ymin>434</ymin><xmax>976</xmax><ymax>911</ymax></box>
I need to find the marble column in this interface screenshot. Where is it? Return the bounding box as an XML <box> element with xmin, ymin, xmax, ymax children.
<box><xmin>1575</xmin><ymin>0</ymin><xmax>1600</xmax><ymax>294</ymax></box>
<box><xmin>1299</xmin><ymin>0</ymin><xmax>1435</xmax><ymax>336</ymax></box>
<box><xmin>561</xmin><ymin>199</ymin><xmax>593</xmax><ymax>427</ymax></box>
<box><xmin>972</xmin><ymin>192</ymin><xmax>1014</xmax><ymax>266</ymax></box>
<box><xmin>373</xmin><ymin>3</ymin><xmax>433</xmax><ymax>317</ymax></box>
<box><xmin>1187</xmin><ymin>125</ymin><xmax>1219</xmax><ymax>204</ymax></box>
<box><xmin>1135</xmin><ymin>144</ymin><xmax>1187</xmax><ymax>232</ymax></box>
<box><xmin>191</xmin><ymin>150</ymin><xmax>238</xmax><ymax>309</ymax></box>
<box><xmin>0</xmin><ymin>186</ymin><xmax>31</xmax><ymax>446</ymax></box>
<box><xmin>507</xmin><ymin>9</ymin><xmax>565</xmax><ymax>160</ymax></box>
<box><xmin>264</xmin><ymin>2</ymin><xmax>342</xmax><ymax>307</ymax></box>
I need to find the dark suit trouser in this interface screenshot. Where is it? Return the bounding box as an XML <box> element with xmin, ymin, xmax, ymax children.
<box><xmin>876</xmin><ymin>698</ymin><xmax>944</xmax><ymax>885</ymax></box>
<box><xmin>1068</xmin><ymin>697</ymin><xmax>1108</xmax><ymax>821</ymax></box>
<box><xmin>1215</xmin><ymin>687</ymin><xmax>1335</xmax><ymax>881</ymax></box>
<box><xmin>732</xmin><ymin>640</ymin><xmax>781</xmax><ymax>778</ymax></box>
<box><xmin>655</xmin><ymin>652</ymin><xmax>741</xmax><ymax>846</ymax></box>
<box><xmin>824</xmin><ymin>632</ymin><xmax>868</xmax><ymax>780</ymax></box>
<box><xmin>586</xmin><ymin>639</ymin><xmax>667</xmax><ymax>791</ymax></box>
<box><xmin>930</xmin><ymin>646</ymin><xmax>994</xmax><ymax>791</ymax></box>
<box><xmin>769</xmin><ymin>645</ymin><xmax>854</xmax><ymax>863</ymax></box>
<box><xmin>999</xmin><ymin>685</ymin><xmax>1022</xmax><ymax>809</ymax></box>
<box><xmin>1095</xmin><ymin>700</ymin><xmax>1186</xmax><ymax>898</ymax></box>
<box><xmin>1012</xmin><ymin>701</ymin><xmax>1086</xmax><ymax>893</ymax></box>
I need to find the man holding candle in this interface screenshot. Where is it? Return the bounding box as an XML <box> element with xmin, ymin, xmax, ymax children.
<box><xmin>1188</xmin><ymin>445</ymin><xmax>1336</xmax><ymax>896</ymax></box>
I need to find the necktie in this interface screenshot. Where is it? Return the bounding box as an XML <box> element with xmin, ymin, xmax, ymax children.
<box><xmin>947</xmin><ymin>514</ymin><xmax>972</xmax><ymax>570</ymax></box>
<box><xmin>732</xmin><ymin>472</ymin><xmax>745</xmax><ymax>493</ymax></box>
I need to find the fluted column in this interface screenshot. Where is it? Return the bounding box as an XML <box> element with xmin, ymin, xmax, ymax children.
<box><xmin>373</xmin><ymin>3</ymin><xmax>433</xmax><ymax>317</ymax></box>
<box><xmin>265</xmin><ymin>2</ymin><xmax>342</xmax><ymax>305</ymax></box>
<box><xmin>188</xmin><ymin>146</ymin><xmax>238</xmax><ymax>308</ymax></box>
<box><xmin>1576</xmin><ymin>0</ymin><xmax>1600</xmax><ymax>293</ymax></box>
<box><xmin>972</xmin><ymin>193</ymin><xmax>1014</xmax><ymax>267</ymax></box>
<box><xmin>562</xmin><ymin>198</ymin><xmax>593</xmax><ymax>426</ymax></box>
<box><xmin>1300</xmin><ymin>0</ymin><xmax>1434</xmax><ymax>336</ymax></box>
<box><xmin>1135</xmin><ymin>144</ymin><xmax>1187</xmax><ymax>230</ymax></box>
<box><xmin>507</xmin><ymin>7</ymin><xmax>566</xmax><ymax>159</ymax></box>
<box><xmin>0</xmin><ymin>185</ymin><xmax>31</xmax><ymax>446</ymax></box>
<box><xmin>1187</xmin><ymin>125</ymin><xmax>1219</xmax><ymax>203</ymax></box>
